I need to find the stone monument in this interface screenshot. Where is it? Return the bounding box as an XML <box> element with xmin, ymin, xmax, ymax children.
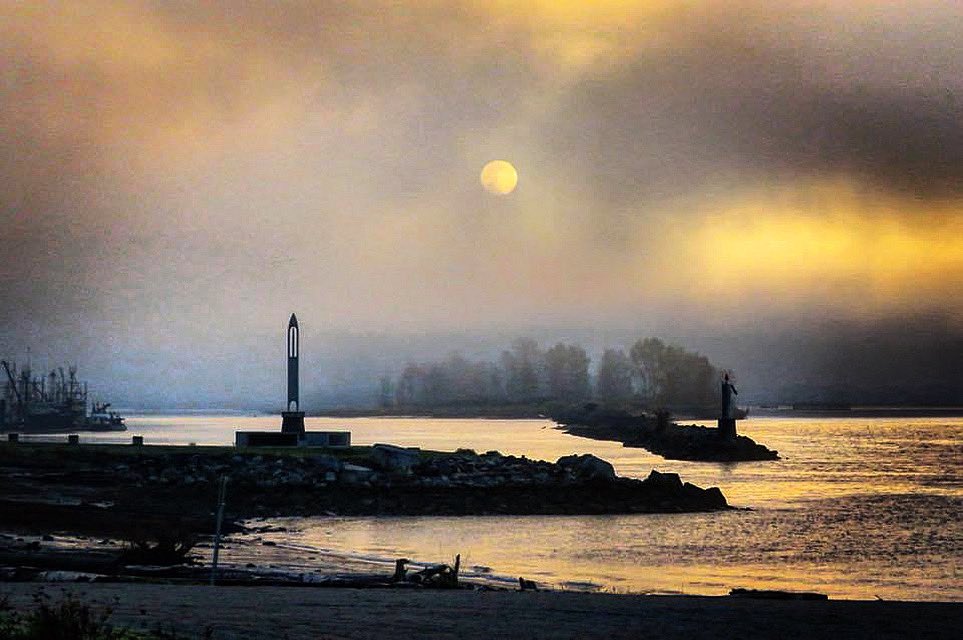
<box><xmin>234</xmin><ymin>313</ymin><xmax>350</xmax><ymax>448</ymax></box>
<box><xmin>281</xmin><ymin>313</ymin><xmax>305</xmax><ymax>434</ymax></box>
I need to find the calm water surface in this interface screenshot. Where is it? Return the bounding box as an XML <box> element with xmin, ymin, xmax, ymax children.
<box><xmin>27</xmin><ymin>415</ymin><xmax>962</xmax><ymax>600</ymax></box>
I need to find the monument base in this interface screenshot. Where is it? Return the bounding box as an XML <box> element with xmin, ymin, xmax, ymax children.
<box><xmin>281</xmin><ymin>411</ymin><xmax>305</xmax><ymax>434</ymax></box>
<box><xmin>235</xmin><ymin>430</ymin><xmax>350</xmax><ymax>448</ymax></box>
<box><xmin>717</xmin><ymin>417</ymin><xmax>737</xmax><ymax>440</ymax></box>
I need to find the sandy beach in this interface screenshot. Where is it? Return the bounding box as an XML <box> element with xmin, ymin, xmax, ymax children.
<box><xmin>3</xmin><ymin>583</ymin><xmax>961</xmax><ymax>639</ymax></box>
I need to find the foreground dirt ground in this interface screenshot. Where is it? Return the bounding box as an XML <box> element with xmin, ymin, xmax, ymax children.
<box><xmin>3</xmin><ymin>583</ymin><xmax>961</xmax><ymax>639</ymax></box>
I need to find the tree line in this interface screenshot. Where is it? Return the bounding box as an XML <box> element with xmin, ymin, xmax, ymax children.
<box><xmin>383</xmin><ymin>337</ymin><xmax>721</xmax><ymax>410</ymax></box>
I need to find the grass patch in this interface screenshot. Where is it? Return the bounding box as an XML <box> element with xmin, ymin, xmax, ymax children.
<box><xmin>0</xmin><ymin>591</ymin><xmax>188</xmax><ymax>640</ymax></box>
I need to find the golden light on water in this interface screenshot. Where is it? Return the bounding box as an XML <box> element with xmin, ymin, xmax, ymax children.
<box><xmin>480</xmin><ymin>160</ymin><xmax>519</xmax><ymax>195</ymax></box>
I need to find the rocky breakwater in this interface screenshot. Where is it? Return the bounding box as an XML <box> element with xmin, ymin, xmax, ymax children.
<box><xmin>0</xmin><ymin>443</ymin><xmax>729</xmax><ymax>539</ymax></box>
<box><xmin>553</xmin><ymin>406</ymin><xmax>779</xmax><ymax>462</ymax></box>
<box><xmin>222</xmin><ymin>445</ymin><xmax>729</xmax><ymax>516</ymax></box>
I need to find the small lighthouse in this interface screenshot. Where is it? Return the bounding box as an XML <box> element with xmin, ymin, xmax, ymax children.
<box><xmin>281</xmin><ymin>313</ymin><xmax>305</xmax><ymax>434</ymax></box>
<box><xmin>235</xmin><ymin>312</ymin><xmax>350</xmax><ymax>448</ymax></box>
<box><xmin>287</xmin><ymin>313</ymin><xmax>300</xmax><ymax>412</ymax></box>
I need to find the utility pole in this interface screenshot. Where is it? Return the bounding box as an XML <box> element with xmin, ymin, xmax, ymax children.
<box><xmin>210</xmin><ymin>475</ymin><xmax>229</xmax><ymax>586</ymax></box>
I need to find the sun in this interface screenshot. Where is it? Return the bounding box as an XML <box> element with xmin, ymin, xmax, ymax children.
<box><xmin>480</xmin><ymin>160</ymin><xmax>518</xmax><ymax>195</ymax></box>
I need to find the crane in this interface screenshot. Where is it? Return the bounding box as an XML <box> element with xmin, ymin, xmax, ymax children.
<box><xmin>1</xmin><ymin>360</ymin><xmax>21</xmax><ymax>406</ymax></box>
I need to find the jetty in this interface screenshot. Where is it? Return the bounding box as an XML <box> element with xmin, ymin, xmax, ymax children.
<box><xmin>552</xmin><ymin>405</ymin><xmax>779</xmax><ymax>462</ymax></box>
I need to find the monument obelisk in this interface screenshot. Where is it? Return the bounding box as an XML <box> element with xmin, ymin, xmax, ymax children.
<box><xmin>281</xmin><ymin>313</ymin><xmax>305</xmax><ymax>434</ymax></box>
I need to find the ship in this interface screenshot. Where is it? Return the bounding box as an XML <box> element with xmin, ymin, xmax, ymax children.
<box><xmin>1</xmin><ymin>360</ymin><xmax>126</xmax><ymax>432</ymax></box>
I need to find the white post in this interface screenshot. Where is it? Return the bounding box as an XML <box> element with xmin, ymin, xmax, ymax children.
<box><xmin>210</xmin><ymin>475</ymin><xmax>229</xmax><ymax>586</ymax></box>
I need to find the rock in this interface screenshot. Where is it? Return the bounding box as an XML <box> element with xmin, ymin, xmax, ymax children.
<box><xmin>703</xmin><ymin>487</ymin><xmax>727</xmax><ymax>507</ymax></box>
<box><xmin>371</xmin><ymin>444</ymin><xmax>421</xmax><ymax>473</ymax></box>
<box><xmin>307</xmin><ymin>454</ymin><xmax>341</xmax><ymax>472</ymax></box>
<box><xmin>556</xmin><ymin>454</ymin><xmax>616</xmax><ymax>481</ymax></box>
<box><xmin>340</xmin><ymin>464</ymin><xmax>376</xmax><ymax>485</ymax></box>
<box><xmin>682</xmin><ymin>482</ymin><xmax>704</xmax><ymax>497</ymax></box>
<box><xmin>646</xmin><ymin>470</ymin><xmax>684</xmax><ymax>493</ymax></box>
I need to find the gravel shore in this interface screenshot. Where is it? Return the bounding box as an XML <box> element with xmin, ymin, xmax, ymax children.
<box><xmin>3</xmin><ymin>583</ymin><xmax>960</xmax><ymax>639</ymax></box>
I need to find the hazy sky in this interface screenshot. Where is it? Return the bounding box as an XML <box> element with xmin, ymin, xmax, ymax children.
<box><xmin>1</xmin><ymin>2</ymin><xmax>961</xmax><ymax>407</ymax></box>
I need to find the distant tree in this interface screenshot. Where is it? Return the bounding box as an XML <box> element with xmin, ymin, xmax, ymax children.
<box><xmin>379</xmin><ymin>374</ymin><xmax>394</xmax><ymax>408</ymax></box>
<box><xmin>630</xmin><ymin>337</ymin><xmax>667</xmax><ymax>401</ymax></box>
<box><xmin>566</xmin><ymin>344</ymin><xmax>590</xmax><ymax>400</ymax></box>
<box><xmin>396</xmin><ymin>363</ymin><xmax>428</xmax><ymax>405</ymax></box>
<box><xmin>394</xmin><ymin>354</ymin><xmax>507</xmax><ymax>408</ymax></box>
<box><xmin>423</xmin><ymin>362</ymin><xmax>452</xmax><ymax>404</ymax></box>
<box><xmin>595</xmin><ymin>348</ymin><xmax>634</xmax><ymax>403</ymax></box>
<box><xmin>441</xmin><ymin>353</ymin><xmax>503</xmax><ymax>405</ymax></box>
<box><xmin>545</xmin><ymin>343</ymin><xmax>590</xmax><ymax>401</ymax></box>
<box><xmin>501</xmin><ymin>338</ymin><xmax>542</xmax><ymax>402</ymax></box>
<box><xmin>468</xmin><ymin>360</ymin><xmax>506</xmax><ymax>403</ymax></box>
<box><xmin>629</xmin><ymin>338</ymin><xmax>718</xmax><ymax>408</ymax></box>
<box><xmin>395</xmin><ymin>364</ymin><xmax>425</xmax><ymax>406</ymax></box>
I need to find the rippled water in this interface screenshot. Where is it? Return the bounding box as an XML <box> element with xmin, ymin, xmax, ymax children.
<box><xmin>25</xmin><ymin>414</ymin><xmax>963</xmax><ymax>600</ymax></box>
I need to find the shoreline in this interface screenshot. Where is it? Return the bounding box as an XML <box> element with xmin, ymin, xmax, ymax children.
<box><xmin>3</xmin><ymin>422</ymin><xmax>958</xmax><ymax>608</ymax></box>
<box><xmin>2</xmin><ymin>583</ymin><xmax>960</xmax><ymax>639</ymax></box>
<box><xmin>306</xmin><ymin>406</ymin><xmax>963</xmax><ymax>420</ymax></box>
<box><xmin>6</xmin><ymin>522</ymin><xmax>962</xmax><ymax>603</ymax></box>
<box><xmin>0</xmin><ymin>442</ymin><xmax>730</xmax><ymax>587</ymax></box>
<box><xmin>0</xmin><ymin>442</ymin><xmax>729</xmax><ymax>519</ymax></box>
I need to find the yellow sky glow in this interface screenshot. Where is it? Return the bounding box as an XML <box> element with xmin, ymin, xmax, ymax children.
<box><xmin>672</xmin><ymin>187</ymin><xmax>963</xmax><ymax>313</ymax></box>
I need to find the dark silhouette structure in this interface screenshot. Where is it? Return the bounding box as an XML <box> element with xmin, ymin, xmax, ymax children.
<box><xmin>235</xmin><ymin>312</ymin><xmax>350</xmax><ymax>447</ymax></box>
<box><xmin>718</xmin><ymin>372</ymin><xmax>738</xmax><ymax>439</ymax></box>
<box><xmin>287</xmin><ymin>313</ymin><xmax>299</xmax><ymax>411</ymax></box>
<box><xmin>281</xmin><ymin>313</ymin><xmax>305</xmax><ymax>434</ymax></box>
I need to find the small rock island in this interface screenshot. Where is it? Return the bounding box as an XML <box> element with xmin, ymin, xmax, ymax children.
<box><xmin>553</xmin><ymin>404</ymin><xmax>779</xmax><ymax>462</ymax></box>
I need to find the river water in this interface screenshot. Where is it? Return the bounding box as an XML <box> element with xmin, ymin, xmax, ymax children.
<box><xmin>26</xmin><ymin>415</ymin><xmax>962</xmax><ymax>600</ymax></box>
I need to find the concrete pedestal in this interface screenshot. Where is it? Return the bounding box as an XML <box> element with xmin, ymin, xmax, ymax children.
<box><xmin>717</xmin><ymin>418</ymin><xmax>737</xmax><ymax>440</ymax></box>
<box><xmin>281</xmin><ymin>411</ymin><xmax>305</xmax><ymax>434</ymax></box>
<box><xmin>235</xmin><ymin>430</ymin><xmax>350</xmax><ymax>448</ymax></box>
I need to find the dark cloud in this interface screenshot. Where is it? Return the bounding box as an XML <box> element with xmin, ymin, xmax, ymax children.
<box><xmin>542</xmin><ymin>3</ymin><xmax>963</xmax><ymax>205</ymax></box>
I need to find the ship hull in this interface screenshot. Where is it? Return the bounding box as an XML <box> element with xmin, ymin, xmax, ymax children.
<box><xmin>1</xmin><ymin>416</ymin><xmax>127</xmax><ymax>433</ymax></box>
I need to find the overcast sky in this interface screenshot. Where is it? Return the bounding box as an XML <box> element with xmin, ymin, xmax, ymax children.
<box><xmin>1</xmin><ymin>2</ymin><xmax>961</xmax><ymax>407</ymax></box>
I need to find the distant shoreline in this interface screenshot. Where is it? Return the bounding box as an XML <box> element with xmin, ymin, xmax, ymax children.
<box><xmin>19</xmin><ymin>406</ymin><xmax>957</xmax><ymax>423</ymax></box>
<box><xmin>308</xmin><ymin>406</ymin><xmax>550</xmax><ymax>420</ymax></box>
<box><xmin>309</xmin><ymin>406</ymin><xmax>963</xmax><ymax>420</ymax></box>
<box><xmin>748</xmin><ymin>406</ymin><xmax>963</xmax><ymax>418</ymax></box>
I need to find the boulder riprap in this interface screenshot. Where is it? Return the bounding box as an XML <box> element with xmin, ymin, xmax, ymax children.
<box><xmin>0</xmin><ymin>443</ymin><xmax>731</xmax><ymax>534</ymax></box>
<box><xmin>556</xmin><ymin>454</ymin><xmax>616</xmax><ymax>481</ymax></box>
<box><xmin>371</xmin><ymin>443</ymin><xmax>421</xmax><ymax>473</ymax></box>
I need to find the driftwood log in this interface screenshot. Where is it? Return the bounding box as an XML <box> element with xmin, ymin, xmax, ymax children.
<box><xmin>518</xmin><ymin>577</ymin><xmax>539</xmax><ymax>591</ymax></box>
<box><xmin>394</xmin><ymin>554</ymin><xmax>460</xmax><ymax>588</ymax></box>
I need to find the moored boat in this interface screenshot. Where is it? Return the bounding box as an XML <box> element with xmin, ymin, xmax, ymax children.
<box><xmin>1</xmin><ymin>360</ymin><xmax>126</xmax><ymax>433</ymax></box>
